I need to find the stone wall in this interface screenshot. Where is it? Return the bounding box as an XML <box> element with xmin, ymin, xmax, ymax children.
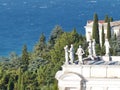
<box><xmin>56</xmin><ymin>64</ymin><xmax>120</xmax><ymax>90</ymax></box>
<box><xmin>101</xmin><ymin>56</ymin><xmax>120</xmax><ymax>61</ymax></box>
<box><xmin>62</xmin><ymin>65</ymin><xmax>120</xmax><ymax>78</ymax></box>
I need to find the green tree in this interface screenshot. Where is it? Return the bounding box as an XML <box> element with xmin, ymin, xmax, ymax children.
<box><xmin>101</xmin><ymin>25</ymin><xmax>105</xmax><ymax>47</ymax></box>
<box><xmin>39</xmin><ymin>33</ymin><xmax>46</xmax><ymax>50</ymax></box>
<box><xmin>33</xmin><ymin>33</ymin><xmax>46</xmax><ymax>58</ymax></box>
<box><xmin>109</xmin><ymin>17</ymin><xmax>113</xmax><ymax>22</ymax></box>
<box><xmin>107</xmin><ymin>20</ymin><xmax>111</xmax><ymax>40</ymax></box>
<box><xmin>105</xmin><ymin>15</ymin><xmax>109</xmax><ymax>22</ymax></box>
<box><xmin>49</xmin><ymin>25</ymin><xmax>64</xmax><ymax>47</ymax></box>
<box><xmin>92</xmin><ymin>13</ymin><xmax>99</xmax><ymax>44</ymax></box>
<box><xmin>52</xmin><ymin>80</ymin><xmax>58</xmax><ymax>90</ymax></box>
<box><xmin>7</xmin><ymin>78</ymin><xmax>14</xmax><ymax>90</ymax></box>
<box><xmin>50</xmin><ymin>29</ymin><xmax>86</xmax><ymax>77</ymax></box>
<box><xmin>109</xmin><ymin>34</ymin><xmax>117</xmax><ymax>56</ymax></box>
<box><xmin>37</xmin><ymin>63</ymin><xmax>54</xmax><ymax>88</ymax></box>
<box><xmin>22</xmin><ymin>44</ymin><xmax>29</xmax><ymax>64</ymax></box>
<box><xmin>18</xmin><ymin>68</ymin><xmax>22</xmax><ymax>90</ymax></box>
<box><xmin>105</xmin><ymin>15</ymin><xmax>113</xmax><ymax>22</ymax></box>
<box><xmin>21</xmin><ymin>44</ymin><xmax>29</xmax><ymax>71</ymax></box>
<box><xmin>20</xmin><ymin>75</ymin><xmax>25</xmax><ymax>90</ymax></box>
<box><xmin>96</xmin><ymin>44</ymin><xmax>101</xmax><ymax>55</ymax></box>
<box><xmin>70</xmin><ymin>28</ymin><xmax>80</xmax><ymax>43</ymax></box>
<box><xmin>17</xmin><ymin>68</ymin><xmax>25</xmax><ymax>90</ymax></box>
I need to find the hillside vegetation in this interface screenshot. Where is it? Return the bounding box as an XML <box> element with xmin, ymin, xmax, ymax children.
<box><xmin>0</xmin><ymin>16</ymin><xmax>119</xmax><ymax>89</ymax></box>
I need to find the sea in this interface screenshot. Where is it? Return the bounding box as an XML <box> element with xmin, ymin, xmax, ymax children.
<box><xmin>0</xmin><ymin>0</ymin><xmax>120</xmax><ymax>56</ymax></box>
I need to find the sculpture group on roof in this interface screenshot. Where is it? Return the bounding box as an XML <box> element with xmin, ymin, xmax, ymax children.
<box><xmin>64</xmin><ymin>38</ymin><xmax>111</xmax><ymax>65</ymax></box>
<box><xmin>88</xmin><ymin>39</ymin><xmax>96</xmax><ymax>57</ymax></box>
<box><xmin>64</xmin><ymin>44</ymin><xmax>85</xmax><ymax>65</ymax></box>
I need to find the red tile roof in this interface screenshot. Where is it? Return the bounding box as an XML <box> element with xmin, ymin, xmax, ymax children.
<box><xmin>88</xmin><ymin>20</ymin><xmax>105</xmax><ymax>24</ymax></box>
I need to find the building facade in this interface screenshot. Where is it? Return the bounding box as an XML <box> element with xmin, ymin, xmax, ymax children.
<box><xmin>55</xmin><ymin>43</ymin><xmax>120</xmax><ymax>90</ymax></box>
<box><xmin>84</xmin><ymin>20</ymin><xmax>120</xmax><ymax>45</ymax></box>
<box><xmin>55</xmin><ymin>56</ymin><xmax>120</xmax><ymax>90</ymax></box>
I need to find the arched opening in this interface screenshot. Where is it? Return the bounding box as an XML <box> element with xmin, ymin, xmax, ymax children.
<box><xmin>58</xmin><ymin>73</ymin><xmax>86</xmax><ymax>90</ymax></box>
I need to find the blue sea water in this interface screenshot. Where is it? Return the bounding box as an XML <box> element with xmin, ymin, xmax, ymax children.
<box><xmin>0</xmin><ymin>0</ymin><xmax>120</xmax><ymax>56</ymax></box>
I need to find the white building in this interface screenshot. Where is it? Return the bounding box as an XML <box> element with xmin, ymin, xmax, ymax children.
<box><xmin>84</xmin><ymin>20</ymin><xmax>120</xmax><ymax>45</ymax></box>
<box><xmin>55</xmin><ymin>20</ymin><xmax>120</xmax><ymax>90</ymax></box>
<box><xmin>55</xmin><ymin>56</ymin><xmax>120</xmax><ymax>90</ymax></box>
<box><xmin>55</xmin><ymin>43</ymin><xmax>120</xmax><ymax>90</ymax></box>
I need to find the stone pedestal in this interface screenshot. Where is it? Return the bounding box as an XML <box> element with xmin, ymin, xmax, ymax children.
<box><xmin>101</xmin><ymin>56</ymin><xmax>110</xmax><ymax>61</ymax></box>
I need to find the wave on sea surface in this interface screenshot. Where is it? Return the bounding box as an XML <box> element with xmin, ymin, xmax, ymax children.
<box><xmin>88</xmin><ymin>0</ymin><xmax>97</xmax><ymax>3</ymax></box>
<box><xmin>39</xmin><ymin>5</ymin><xmax>48</xmax><ymax>9</ymax></box>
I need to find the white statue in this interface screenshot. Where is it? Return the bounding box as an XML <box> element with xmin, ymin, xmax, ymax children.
<box><xmin>92</xmin><ymin>39</ymin><xmax>96</xmax><ymax>56</ymax></box>
<box><xmin>76</xmin><ymin>45</ymin><xmax>85</xmax><ymax>64</ymax></box>
<box><xmin>69</xmin><ymin>44</ymin><xmax>74</xmax><ymax>64</ymax></box>
<box><xmin>88</xmin><ymin>40</ymin><xmax>92</xmax><ymax>57</ymax></box>
<box><xmin>64</xmin><ymin>45</ymin><xmax>69</xmax><ymax>64</ymax></box>
<box><xmin>104</xmin><ymin>39</ymin><xmax>111</xmax><ymax>56</ymax></box>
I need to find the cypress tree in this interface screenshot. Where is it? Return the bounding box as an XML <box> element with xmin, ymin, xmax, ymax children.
<box><xmin>39</xmin><ymin>33</ymin><xmax>46</xmax><ymax>50</ymax></box>
<box><xmin>49</xmin><ymin>25</ymin><xmax>64</xmax><ymax>46</ymax></box>
<box><xmin>105</xmin><ymin>15</ymin><xmax>109</xmax><ymax>22</ymax></box>
<box><xmin>18</xmin><ymin>68</ymin><xmax>22</xmax><ymax>90</ymax></box>
<box><xmin>22</xmin><ymin>44</ymin><xmax>29</xmax><ymax>65</ymax></box>
<box><xmin>33</xmin><ymin>33</ymin><xmax>46</xmax><ymax>58</ymax></box>
<box><xmin>107</xmin><ymin>20</ymin><xmax>111</xmax><ymax>40</ymax></box>
<box><xmin>7</xmin><ymin>78</ymin><xmax>14</xmax><ymax>90</ymax></box>
<box><xmin>92</xmin><ymin>13</ymin><xmax>99</xmax><ymax>44</ymax></box>
<box><xmin>101</xmin><ymin>25</ymin><xmax>105</xmax><ymax>47</ymax></box>
<box><xmin>20</xmin><ymin>75</ymin><xmax>25</xmax><ymax>90</ymax></box>
<box><xmin>109</xmin><ymin>17</ymin><xmax>113</xmax><ymax>22</ymax></box>
<box><xmin>105</xmin><ymin>15</ymin><xmax>113</xmax><ymax>22</ymax></box>
<box><xmin>17</xmin><ymin>68</ymin><xmax>25</xmax><ymax>90</ymax></box>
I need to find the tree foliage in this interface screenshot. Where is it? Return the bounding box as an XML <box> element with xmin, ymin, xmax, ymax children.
<box><xmin>105</xmin><ymin>15</ymin><xmax>113</xmax><ymax>22</ymax></box>
<box><xmin>105</xmin><ymin>15</ymin><xmax>109</xmax><ymax>22</ymax></box>
<box><xmin>101</xmin><ymin>25</ymin><xmax>105</xmax><ymax>47</ymax></box>
<box><xmin>0</xmin><ymin>17</ymin><xmax>117</xmax><ymax>89</ymax></box>
<box><xmin>33</xmin><ymin>33</ymin><xmax>46</xmax><ymax>57</ymax></box>
<box><xmin>22</xmin><ymin>44</ymin><xmax>29</xmax><ymax>64</ymax></box>
<box><xmin>50</xmin><ymin>29</ymin><xmax>86</xmax><ymax>72</ymax></box>
<box><xmin>107</xmin><ymin>20</ymin><xmax>111</xmax><ymax>40</ymax></box>
<box><xmin>7</xmin><ymin>78</ymin><xmax>14</xmax><ymax>90</ymax></box>
<box><xmin>49</xmin><ymin>25</ymin><xmax>64</xmax><ymax>47</ymax></box>
<box><xmin>92</xmin><ymin>13</ymin><xmax>99</xmax><ymax>44</ymax></box>
<box><xmin>109</xmin><ymin>17</ymin><xmax>113</xmax><ymax>22</ymax></box>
